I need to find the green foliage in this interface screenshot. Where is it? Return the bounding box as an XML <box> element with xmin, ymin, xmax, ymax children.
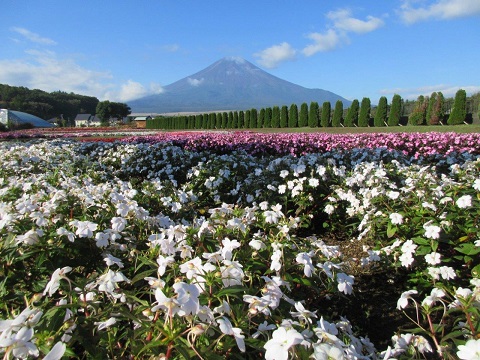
<box><xmin>448</xmin><ymin>89</ymin><xmax>467</xmax><ymax>125</ymax></box>
<box><xmin>321</xmin><ymin>101</ymin><xmax>331</xmax><ymax>127</ymax></box>
<box><xmin>0</xmin><ymin>83</ymin><xmax>99</xmax><ymax>124</ymax></box>
<box><xmin>308</xmin><ymin>101</ymin><xmax>320</xmax><ymax>127</ymax></box>
<box><xmin>388</xmin><ymin>94</ymin><xmax>402</xmax><ymax>126</ymax></box>
<box><xmin>244</xmin><ymin>110</ymin><xmax>250</xmax><ymax>128</ymax></box>
<box><xmin>358</xmin><ymin>97</ymin><xmax>371</xmax><ymax>127</ymax></box>
<box><xmin>332</xmin><ymin>100</ymin><xmax>343</xmax><ymax>127</ymax></box>
<box><xmin>374</xmin><ymin>96</ymin><xmax>388</xmax><ymax>127</ymax></box>
<box><xmin>238</xmin><ymin>111</ymin><xmax>245</xmax><ymax>129</ymax></box>
<box><xmin>96</xmin><ymin>100</ymin><xmax>131</xmax><ymax>125</ymax></box>
<box><xmin>280</xmin><ymin>105</ymin><xmax>288</xmax><ymax>128</ymax></box>
<box><xmin>409</xmin><ymin>95</ymin><xmax>428</xmax><ymax>126</ymax></box>
<box><xmin>271</xmin><ymin>106</ymin><xmax>280</xmax><ymax>128</ymax></box>
<box><xmin>344</xmin><ymin>99</ymin><xmax>359</xmax><ymax>127</ymax></box>
<box><xmin>299</xmin><ymin>103</ymin><xmax>308</xmax><ymax>127</ymax></box>
<box><xmin>216</xmin><ymin>113</ymin><xmax>222</xmax><ymax>128</ymax></box>
<box><xmin>264</xmin><ymin>107</ymin><xmax>272</xmax><ymax>128</ymax></box>
<box><xmin>258</xmin><ymin>108</ymin><xmax>265</xmax><ymax>128</ymax></box>
<box><xmin>288</xmin><ymin>104</ymin><xmax>298</xmax><ymax>128</ymax></box>
<box><xmin>250</xmin><ymin>108</ymin><xmax>258</xmax><ymax>128</ymax></box>
<box><xmin>426</xmin><ymin>92</ymin><xmax>437</xmax><ymax>125</ymax></box>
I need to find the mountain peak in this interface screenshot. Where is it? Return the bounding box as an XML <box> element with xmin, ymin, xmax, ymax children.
<box><xmin>129</xmin><ymin>58</ymin><xmax>350</xmax><ymax>113</ymax></box>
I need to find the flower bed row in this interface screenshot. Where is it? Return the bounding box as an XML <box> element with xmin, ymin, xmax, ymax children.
<box><xmin>0</xmin><ymin>133</ymin><xmax>479</xmax><ymax>359</ymax></box>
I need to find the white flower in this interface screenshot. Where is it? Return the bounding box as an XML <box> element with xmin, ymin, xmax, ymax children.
<box><xmin>69</xmin><ymin>220</ymin><xmax>98</xmax><ymax>238</ymax></box>
<box><xmin>457</xmin><ymin>339</ymin><xmax>480</xmax><ymax>360</ymax></box>
<box><xmin>43</xmin><ymin>267</ymin><xmax>72</xmax><ymax>297</ymax></box>
<box><xmin>104</xmin><ymin>253</ymin><xmax>124</xmax><ymax>268</ymax></box>
<box><xmin>473</xmin><ymin>179</ymin><xmax>480</xmax><ymax>191</ymax></box>
<box><xmin>249</xmin><ymin>239</ymin><xmax>266</xmax><ymax>251</ymax></box>
<box><xmin>290</xmin><ymin>302</ymin><xmax>317</xmax><ymax>324</ymax></box>
<box><xmin>389</xmin><ymin>212</ymin><xmax>403</xmax><ymax>225</ymax></box>
<box><xmin>422</xmin><ymin>288</ymin><xmax>446</xmax><ymax>307</ymax></box>
<box><xmin>217</xmin><ymin>317</ymin><xmax>245</xmax><ymax>352</ymax></box>
<box><xmin>324</xmin><ymin>204</ymin><xmax>335</xmax><ymax>215</ymax></box>
<box><xmin>336</xmin><ymin>273</ymin><xmax>354</xmax><ymax>295</ymax></box>
<box><xmin>278</xmin><ymin>185</ymin><xmax>286</xmax><ymax>194</ymax></box>
<box><xmin>397</xmin><ymin>290</ymin><xmax>418</xmax><ymax>310</ymax></box>
<box><xmin>173</xmin><ymin>282</ymin><xmax>200</xmax><ymax>316</ymax></box>
<box><xmin>111</xmin><ymin>217</ymin><xmax>126</xmax><ymax>232</ymax></box>
<box><xmin>43</xmin><ymin>341</ymin><xmax>66</xmax><ymax>360</ymax></box>
<box><xmin>424</xmin><ymin>224</ymin><xmax>441</xmax><ymax>239</ymax></box>
<box><xmin>264</xmin><ymin>327</ymin><xmax>304</xmax><ymax>360</ymax></box>
<box><xmin>439</xmin><ymin>266</ymin><xmax>456</xmax><ymax>280</ymax></box>
<box><xmin>279</xmin><ymin>170</ymin><xmax>289</xmax><ymax>178</ymax></box>
<box><xmin>456</xmin><ymin>195</ymin><xmax>472</xmax><ymax>209</ymax></box>
<box><xmin>95</xmin><ymin>231</ymin><xmax>110</xmax><ymax>248</ymax></box>
<box><xmin>308</xmin><ymin>178</ymin><xmax>319</xmax><ymax>187</ymax></box>
<box><xmin>94</xmin><ymin>317</ymin><xmax>117</xmax><ymax>330</ymax></box>
<box><xmin>221</xmin><ymin>237</ymin><xmax>241</xmax><ymax>260</ymax></box>
<box><xmin>295</xmin><ymin>251</ymin><xmax>315</xmax><ymax>277</ymax></box>
<box><xmin>424</xmin><ymin>252</ymin><xmax>441</xmax><ymax>265</ymax></box>
<box><xmin>252</xmin><ymin>321</ymin><xmax>276</xmax><ymax>339</ymax></box>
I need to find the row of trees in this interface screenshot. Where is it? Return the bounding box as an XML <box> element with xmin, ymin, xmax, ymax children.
<box><xmin>148</xmin><ymin>90</ymin><xmax>479</xmax><ymax>130</ymax></box>
<box><xmin>0</xmin><ymin>84</ymin><xmax>130</xmax><ymax>126</ymax></box>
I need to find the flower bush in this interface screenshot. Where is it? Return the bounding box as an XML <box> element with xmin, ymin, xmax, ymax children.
<box><xmin>0</xmin><ymin>132</ymin><xmax>479</xmax><ymax>359</ymax></box>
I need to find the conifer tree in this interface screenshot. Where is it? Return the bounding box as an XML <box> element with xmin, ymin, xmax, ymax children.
<box><xmin>216</xmin><ymin>113</ymin><xmax>222</xmax><ymax>128</ymax></box>
<box><xmin>280</xmin><ymin>105</ymin><xmax>288</xmax><ymax>128</ymax></box>
<box><xmin>264</xmin><ymin>107</ymin><xmax>272</xmax><ymax>128</ymax></box>
<box><xmin>321</xmin><ymin>101</ymin><xmax>331</xmax><ymax>127</ymax></box>
<box><xmin>426</xmin><ymin>92</ymin><xmax>437</xmax><ymax>125</ymax></box>
<box><xmin>288</xmin><ymin>104</ymin><xmax>298</xmax><ymax>128</ymax></box>
<box><xmin>430</xmin><ymin>92</ymin><xmax>445</xmax><ymax>125</ymax></box>
<box><xmin>244</xmin><ymin>110</ymin><xmax>251</xmax><ymax>128</ymax></box>
<box><xmin>227</xmin><ymin>111</ymin><xmax>234</xmax><ymax>128</ymax></box>
<box><xmin>308</xmin><ymin>101</ymin><xmax>319</xmax><ymax>127</ymax></box>
<box><xmin>195</xmin><ymin>114</ymin><xmax>202</xmax><ymax>129</ymax></box>
<box><xmin>388</xmin><ymin>94</ymin><xmax>402</xmax><ymax>126</ymax></box>
<box><xmin>299</xmin><ymin>102</ymin><xmax>308</xmax><ymax>127</ymax></box>
<box><xmin>332</xmin><ymin>100</ymin><xmax>343</xmax><ymax>127</ymax></box>
<box><xmin>258</xmin><ymin>108</ymin><xmax>265</xmax><ymax>128</ymax></box>
<box><xmin>344</xmin><ymin>99</ymin><xmax>359</xmax><ymax>127</ymax></box>
<box><xmin>233</xmin><ymin>111</ymin><xmax>238</xmax><ymax>128</ymax></box>
<box><xmin>222</xmin><ymin>112</ymin><xmax>228</xmax><ymax>128</ymax></box>
<box><xmin>209</xmin><ymin>113</ymin><xmax>216</xmax><ymax>129</ymax></box>
<box><xmin>272</xmin><ymin>106</ymin><xmax>280</xmax><ymax>128</ymax></box>
<box><xmin>238</xmin><ymin>111</ymin><xmax>245</xmax><ymax>128</ymax></box>
<box><xmin>374</xmin><ymin>96</ymin><xmax>387</xmax><ymax>127</ymax></box>
<box><xmin>448</xmin><ymin>89</ymin><xmax>467</xmax><ymax>125</ymax></box>
<box><xmin>408</xmin><ymin>95</ymin><xmax>427</xmax><ymax>125</ymax></box>
<box><xmin>358</xmin><ymin>97</ymin><xmax>371</xmax><ymax>127</ymax></box>
<box><xmin>251</xmin><ymin>109</ymin><xmax>258</xmax><ymax>128</ymax></box>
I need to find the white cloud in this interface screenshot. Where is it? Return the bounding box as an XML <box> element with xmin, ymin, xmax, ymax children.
<box><xmin>0</xmin><ymin>49</ymin><xmax>162</xmax><ymax>102</ymax></box>
<box><xmin>302</xmin><ymin>29</ymin><xmax>342</xmax><ymax>56</ymax></box>
<box><xmin>162</xmin><ymin>44</ymin><xmax>180</xmax><ymax>52</ymax></box>
<box><xmin>10</xmin><ymin>27</ymin><xmax>57</xmax><ymax>45</ymax></box>
<box><xmin>379</xmin><ymin>84</ymin><xmax>480</xmax><ymax>99</ymax></box>
<box><xmin>254</xmin><ymin>42</ymin><xmax>297</xmax><ymax>69</ymax></box>
<box><xmin>327</xmin><ymin>9</ymin><xmax>385</xmax><ymax>33</ymax></box>
<box><xmin>105</xmin><ymin>80</ymin><xmax>164</xmax><ymax>102</ymax></box>
<box><xmin>399</xmin><ymin>0</ymin><xmax>480</xmax><ymax>24</ymax></box>
<box><xmin>188</xmin><ymin>78</ymin><xmax>204</xmax><ymax>86</ymax></box>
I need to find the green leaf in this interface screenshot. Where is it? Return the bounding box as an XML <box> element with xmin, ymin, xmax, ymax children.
<box><xmin>472</xmin><ymin>264</ymin><xmax>480</xmax><ymax>278</ymax></box>
<box><xmin>455</xmin><ymin>243</ymin><xmax>480</xmax><ymax>256</ymax></box>
<box><xmin>215</xmin><ymin>286</ymin><xmax>247</xmax><ymax>298</ymax></box>
<box><xmin>387</xmin><ymin>223</ymin><xmax>397</xmax><ymax>238</ymax></box>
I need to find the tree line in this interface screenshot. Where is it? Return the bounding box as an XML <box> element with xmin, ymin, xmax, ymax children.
<box><xmin>148</xmin><ymin>90</ymin><xmax>480</xmax><ymax>130</ymax></box>
<box><xmin>0</xmin><ymin>84</ymin><xmax>130</xmax><ymax>127</ymax></box>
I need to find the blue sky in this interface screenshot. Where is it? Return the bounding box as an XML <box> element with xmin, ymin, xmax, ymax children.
<box><xmin>1</xmin><ymin>0</ymin><xmax>479</xmax><ymax>105</ymax></box>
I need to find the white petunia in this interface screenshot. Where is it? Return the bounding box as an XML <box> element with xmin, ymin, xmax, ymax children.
<box><xmin>456</xmin><ymin>195</ymin><xmax>472</xmax><ymax>209</ymax></box>
<box><xmin>389</xmin><ymin>212</ymin><xmax>403</xmax><ymax>225</ymax></box>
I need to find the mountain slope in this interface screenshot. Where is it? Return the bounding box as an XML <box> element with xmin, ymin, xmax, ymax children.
<box><xmin>129</xmin><ymin>57</ymin><xmax>350</xmax><ymax>113</ymax></box>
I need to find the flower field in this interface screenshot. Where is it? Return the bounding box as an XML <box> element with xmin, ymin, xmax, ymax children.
<box><xmin>0</xmin><ymin>131</ymin><xmax>479</xmax><ymax>359</ymax></box>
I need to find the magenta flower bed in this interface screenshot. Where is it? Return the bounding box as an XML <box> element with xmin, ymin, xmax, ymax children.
<box><xmin>125</xmin><ymin>131</ymin><xmax>480</xmax><ymax>157</ymax></box>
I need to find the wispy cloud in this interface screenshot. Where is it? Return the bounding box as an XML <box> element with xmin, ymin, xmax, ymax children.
<box><xmin>302</xmin><ymin>8</ymin><xmax>384</xmax><ymax>57</ymax></box>
<box><xmin>105</xmin><ymin>80</ymin><xmax>164</xmax><ymax>102</ymax></box>
<box><xmin>302</xmin><ymin>30</ymin><xmax>342</xmax><ymax>56</ymax></box>
<box><xmin>162</xmin><ymin>44</ymin><xmax>180</xmax><ymax>52</ymax></box>
<box><xmin>379</xmin><ymin>84</ymin><xmax>480</xmax><ymax>99</ymax></box>
<box><xmin>327</xmin><ymin>9</ymin><xmax>385</xmax><ymax>34</ymax></box>
<box><xmin>0</xmin><ymin>49</ymin><xmax>162</xmax><ymax>102</ymax></box>
<box><xmin>398</xmin><ymin>0</ymin><xmax>480</xmax><ymax>24</ymax></box>
<box><xmin>188</xmin><ymin>78</ymin><xmax>204</xmax><ymax>86</ymax></box>
<box><xmin>254</xmin><ymin>42</ymin><xmax>297</xmax><ymax>69</ymax></box>
<box><xmin>10</xmin><ymin>27</ymin><xmax>57</xmax><ymax>45</ymax></box>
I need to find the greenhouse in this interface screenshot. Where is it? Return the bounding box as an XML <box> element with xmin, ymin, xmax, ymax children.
<box><xmin>0</xmin><ymin>108</ymin><xmax>55</xmax><ymax>128</ymax></box>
